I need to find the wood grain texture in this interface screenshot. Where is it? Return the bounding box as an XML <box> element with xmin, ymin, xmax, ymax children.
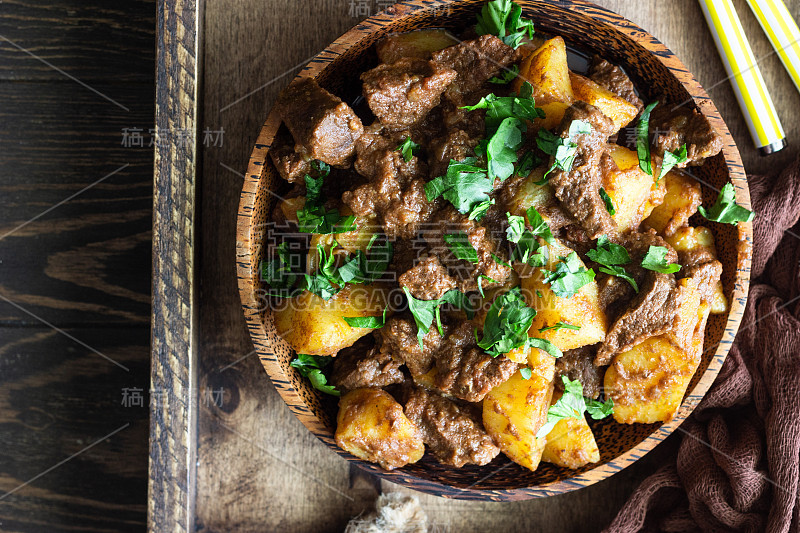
<box><xmin>0</xmin><ymin>0</ymin><xmax>154</xmax><ymax>531</ymax></box>
<box><xmin>149</xmin><ymin>0</ymin><xmax>200</xmax><ymax>531</ymax></box>
<box><xmin>195</xmin><ymin>0</ymin><xmax>797</xmax><ymax>530</ymax></box>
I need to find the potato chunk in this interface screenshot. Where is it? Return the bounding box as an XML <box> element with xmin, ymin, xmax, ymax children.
<box><xmin>482</xmin><ymin>348</ymin><xmax>555</xmax><ymax>471</ymax></box>
<box><xmin>519</xmin><ymin>240</ymin><xmax>607</xmax><ymax>352</ymax></box>
<box><xmin>603</xmin><ymin>144</ymin><xmax>664</xmax><ymax>233</ymax></box>
<box><xmin>272</xmin><ymin>284</ymin><xmax>389</xmax><ymax>356</ymax></box>
<box><xmin>644</xmin><ymin>170</ymin><xmax>702</xmax><ymax>236</ymax></box>
<box><xmin>570</xmin><ymin>72</ymin><xmax>639</xmax><ymax>132</ymax></box>
<box><xmin>605</xmin><ymin>278</ymin><xmax>709</xmax><ymax>424</ymax></box>
<box><xmin>541</xmin><ymin>392</ymin><xmax>601</xmax><ymax>469</ymax></box>
<box><xmin>335</xmin><ymin>388</ymin><xmax>425</xmax><ymax>470</ymax></box>
<box><xmin>514</xmin><ymin>37</ymin><xmax>573</xmax><ymax>130</ymax></box>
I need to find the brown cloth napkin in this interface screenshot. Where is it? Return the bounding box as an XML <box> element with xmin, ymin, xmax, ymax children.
<box><xmin>605</xmin><ymin>156</ymin><xmax>800</xmax><ymax>533</ymax></box>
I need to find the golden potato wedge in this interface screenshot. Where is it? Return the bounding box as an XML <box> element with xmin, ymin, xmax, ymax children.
<box><xmin>541</xmin><ymin>391</ymin><xmax>601</xmax><ymax>469</ymax></box>
<box><xmin>519</xmin><ymin>240</ymin><xmax>607</xmax><ymax>352</ymax></box>
<box><xmin>376</xmin><ymin>29</ymin><xmax>459</xmax><ymax>64</ymax></box>
<box><xmin>603</xmin><ymin>144</ymin><xmax>664</xmax><ymax>233</ymax></box>
<box><xmin>514</xmin><ymin>36</ymin><xmax>573</xmax><ymax>105</ymax></box>
<box><xmin>278</xmin><ymin>196</ymin><xmax>305</xmax><ymax>224</ymax></box>
<box><xmin>483</xmin><ymin>351</ymin><xmax>555</xmax><ymax>471</ymax></box>
<box><xmin>272</xmin><ymin>283</ymin><xmax>389</xmax><ymax>356</ymax></box>
<box><xmin>644</xmin><ymin>170</ymin><xmax>702</xmax><ymax>236</ymax></box>
<box><xmin>665</xmin><ymin>226</ymin><xmax>728</xmax><ymax>314</ymax></box>
<box><xmin>570</xmin><ymin>72</ymin><xmax>639</xmax><ymax>132</ymax></box>
<box><xmin>605</xmin><ymin>279</ymin><xmax>709</xmax><ymax>424</ymax></box>
<box><xmin>335</xmin><ymin>388</ymin><xmax>425</xmax><ymax>470</ymax></box>
<box><xmin>504</xmin><ymin>166</ymin><xmax>563</xmax><ymax>222</ymax></box>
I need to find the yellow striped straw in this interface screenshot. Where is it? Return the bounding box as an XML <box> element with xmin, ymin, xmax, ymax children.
<box><xmin>746</xmin><ymin>0</ymin><xmax>800</xmax><ymax>94</ymax></box>
<box><xmin>700</xmin><ymin>0</ymin><xmax>786</xmax><ymax>154</ymax></box>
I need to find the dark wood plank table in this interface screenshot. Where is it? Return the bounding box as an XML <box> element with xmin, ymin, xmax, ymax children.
<box><xmin>0</xmin><ymin>1</ymin><xmax>154</xmax><ymax>531</ymax></box>
<box><xmin>195</xmin><ymin>1</ymin><xmax>799</xmax><ymax>532</ymax></box>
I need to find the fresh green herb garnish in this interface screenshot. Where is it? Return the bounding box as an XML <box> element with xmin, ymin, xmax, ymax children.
<box><xmin>404</xmin><ymin>288</ymin><xmax>473</xmax><ymax>347</ymax></box>
<box><xmin>542</xmin><ymin>252</ymin><xmax>595</xmax><ymax>298</ymax></box>
<box><xmin>462</xmin><ymin>91</ymin><xmax>545</xmax><ymax>133</ymax></box>
<box><xmin>599</xmin><ymin>187</ymin><xmax>616</xmax><ymax>216</ymax></box>
<box><xmin>304</xmin><ymin>237</ymin><xmax>393</xmax><ymax>299</ymax></box>
<box><xmin>396</xmin><ymin>137</ymin><xmax>421</xmax><ymax>162</ymax></box>
<box><xmin>478</xmin><ymin>287</ymin><xmax>537</xmax><ymax>356</ymax></box>
<box><xmin>641</xmin><ymin>245</ymin><xmax>681</xmax><ymax>273</ymax></box>
<box><xmin>290</xmin><ymin>354</ymin><xmax>339</xmax><ymax>396</ymax></box>
<box><xmin>425</xmin><ymin>158</ymin><xmax>494</xmax><ymax>215</ymax></box>
<box><xmin>261</xmin><ymin>242</ymin><xmax>299</xmax><ymax>290</ymax></box>
<box><xmin>343</xmin><ymin>306</ymin><xmax>387</xmax><ymax>329</ymax></box>
<box><xmin>535</xmin><ymin>376</ymin><xmax>613</xmax><ymax>438</ymax></box>
<box><xmin>484</xmin><ymin>117</ymin><xmax>525</xmax><ymax>181</ymax></box>
<box><xmin>698</xmin><ymin>182</ymin><xmax>754</xmax><ymax>224</ymax></box>
<box><xmin>477</xmin><ymin>275</ymin><xmax>499</xmax><ymax>298</ymax></box>
<box><xmin>489</xmin><ymin>64</ymin><xmax>519</xmax><ymax>84</ymax></box>
<box><xmin>658</xmin><ymin>144</ymin><xmax>687</xmax><ymax>181</ymax></box>
<box><xmin>586</xmin><ymin>236</ymin><xmax>637</xmax><ymax>291</ymax></box>
<box><xmin>444</xmin><ymin>232</ymin><xmax>479</xmax><ymax>264</ymax></box>
<box><xmin>538</xmin><ymin>321</ymin><xmax>580</xmax><ymax>333</ymax></box>
<box><xmin>525</xmin><ymin>206</ymin><xmax>555</xmax><ymax>244</ymax></box>
<box><xmin>515</xmin><ymin>150</ymin><xmax>540</xmax><ymax>178</ymax></box>
<box><xmin>468</xmin><ymin>199</ymin><xmax>495</xmax><ymax>221</ymax></box>
<box><xmin>297</xmin><ymin>168</ymin><xmax>357</xmax><ymax>234</ymax></box>
<box><xmin>636</xmin><ymin>101</ymin><xmax>659</xmax><ymax>176</ymax></box>
<box><xmin>492</xmin><ymin>253</ymin><xmax>512</xmax><ymax>268</ymax></box>
<box><xmin>506</xmin><ymin>212</ymin><xmax>546</xmax><ymax>266</ymax></box>
<box><xmin>536</xmin><ymin>120</ymin><xmax>592</xmax><ymax>181</ymax></box>
<box><xmin>528</xmin><ymin>337</ymin><xmax>562</xmax><ymax>358</ymax></box>
<box><xmin>475</xmin><ymin>0</ymin><xmax>535</xmax><ymax>49</ymax></box>
<box><xmin>520</xmin><ymin>366</ymin><xmax>533</xmax><ymax>379</ymax></box>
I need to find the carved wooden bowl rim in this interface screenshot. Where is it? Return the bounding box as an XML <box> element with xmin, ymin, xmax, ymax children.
<box><xmin>236</xmin><ymin>0</ymin><xmax>752</xmax><ymax>500</ymax></box>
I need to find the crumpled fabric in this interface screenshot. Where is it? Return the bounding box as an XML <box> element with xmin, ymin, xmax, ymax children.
<box><xmin>605</xmin><ymin>156</ymin><xmax>800</xmax><ymax>533</ymax></box>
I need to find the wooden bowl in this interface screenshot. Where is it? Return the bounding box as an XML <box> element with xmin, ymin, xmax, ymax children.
<box><xmin>236</xmin><ymin>0</ymin><xmax>752</xmax><ymax>500</ymax></box>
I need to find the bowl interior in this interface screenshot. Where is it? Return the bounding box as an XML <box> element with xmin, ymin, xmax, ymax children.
<box><xmin>237</xmin><ymin>0</ymin><xmax>751</xmax><ymax>500</ymax></box>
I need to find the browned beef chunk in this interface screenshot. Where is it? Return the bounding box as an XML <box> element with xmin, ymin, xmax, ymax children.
<box><xmin>596</xmin><ymin>272</ymin><xmax>682</xmax><ymax>365</ymax></box>
<box><xmin>269</xmin><ymin>134</ymin><xmax>312</xmax><ymax>183</ymax></box>
<box><xmin>428</xmin><ymin>128</ymin><xmax>481</xmax><ymax>178</ymax></box>
<box><xmin>404</xmin><ymin>387</ymin><xmax>499</xmax><ymax>467</ymax></box>
<box><xmin>379</xmin><ymin>315</ymin><xmax>445</xmax><ymax>377</ymax></box>
<box><xmin>275</xmin><ymin>78</ymin><xmax>364</xmax><ymax>166</ymax></box>
<box><xmin>361</xmin><ymin>58</ymin><xmax>457</xmax><ymax>131</ymax></box>
<box><xmin>650</xmin><ymin>103</ymin><xmax>723</xmax><ymax>166</ymax></box>
<box><xmin>596</xmin><ymin>273</ymin><xmax>635</xmax><ymax>324</ymax></box>
<box><xmin>432</xmin><ymin>35</ymin><xmax>520</xmax><ymax>106</ymax></box>
<box><xmin>555</xmin><ymin>344</ymin><xmax>604</xmax><ymax>399</ymax></box>
<box><xmin>434</xmin><ymin>322</ymin><xmax>518</xmax><ymax>402</ymax></box>
<box><xmin>398</xmin><ymin>255</ymin><xmax>458</xmax><ymax>301</ymax></box>
<box><xmin>498</xmin><ymin>172</ymin><xmax>576</xmax><ymax>232</ymax></box>
<box><xmin>588</xmin><ymin>56</ymin><xmax>643</xmax><ymax>110</ymax></box>
<box><xmin>678</xmin><ymin>248</ymin><xmax>723</xmax><ymax>302</ymax></box>
<box><xmin>422</xmin><ymin>206</ymin><xmax>513</xmax><ymax>293</ymax></box>
<box><xmin>331</xmin><ymin>340</ymin><xmax>405</xmax><ymax>390</ymax></box>
<box><xmin>549</xmin><ymin>102</ymin><xmax>617</xmax><ymax>240</ymax></box>
<box><xmin>343</xmin><ymin>124</ymin><xmax>436</xmax><ymax>239</ymax></box>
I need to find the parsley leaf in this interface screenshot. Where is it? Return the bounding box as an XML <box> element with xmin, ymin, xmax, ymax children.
<box><xmin>404</xmin><ymin>288</ymin><xmax>473</xmax><ymax>347</ymax></box>
<box><xmin>297</xmin><ymin>170</ymin><xmax>357</xmax><ymax>235</ymax></box>
<box><xmin>537</xmin><ymin>120</ymin><xmax>592</xmax><ymax>180</ymax></box>
<box><xmin>478</xmin><ymin>287</ymin><xmax>537</xmax><ymax>356</ymax></box>
<box><xmin>535</xmin><ymin>376</ymin><xmax>613</xmax><ymax>438</ymax></box>
<box><xmin>586</xmin><ymin>235</ymin><xmax>630</xmax><ymax>266</ymax></box>
<box><xmin>261</xmin><ymin>242</ymin><xmax>299</xmax><ymax>290</ymax></box>
<box><xmin>516</xmin><ymin>150</ymin><xmax>539</xmax><ymax>178</ymax></box>
<box><xmin>290</xmin><ymin>354</ymin><xmax>339</xmax><ymax>396</ymax></box>
<box><xmin>506</xmin><ymin>212</ymin><xmax>547</xmax><ymax>266</ymax></box>
<box><xmin>462</xmin><ymin>92</ymin><xmax>544</xmax><ymax>133</ymax></box>
<box><xmin>538</xmin><ymin>321</ymin><xmax>580</xmax><ymax>333</ymax></box>
<box><xmin>492</xmin><ymin>253</ymin><xmax>511</xmax><ymax>268</ymax></box>
<box><xmin>343</xmin><ymin>306</ymin><xmax>387</xmax><ymax>329</ymax></box>
<box><xmin>488</xmin><ymin>64</ymin><xmax>519</xmax><ymax>84</ymax></box>
<box><xmin>468</xmin><ymin>199</ymin><xmax>495</xmax><ymax>221</ymax></box>
<box><xmin>444</xmin><ymin>232</ymin><xmax>479</xmax><ymax>263</ymax></box>
<box><xmin>528</xmin><ymin>337</ymin><xmax>562</xmax><ymax>358</ymax></box>
<box><xmin>520</xmin><ymin>367</ymin><xmax>533</xmax><ymax>379</ymax></box>
<box><xmin>658</xmin><ymin>144</ymin><xmax>687</xmax><ymax>181</ymax></box>
<box><xmin>475</xmin><ymin>0</ymin><xmax>535</xmax><ymax>49</ymax></box>
<box><xmin>526</xmin><ymin>206</ymin><xmax>554</xmax><ymax>244</ymax></box>
<box><xmin>641</xmin><ymin>245</ymin><xmax>681</xmax><ymax>273</ymax></box>
<box><xmin>636</xmin><ymin>101</ymin><xmax>659</xmax><ymax>176</ymax></box>
<box><xmin>599</xmin><ymin>265</ymin><xmax>638</xmax><ymax>292</ymax></box>
<box><xmin>599</xmin><ymin>187</ymin><xmax>616</xmax><ymax>216</ymax></box>
<box><xmin>698</xmin><ymin>182</ymin><xmax>754</xmax><ymax>224</ymax></box>
<box><xmin>542</xmin><ymin>252</ymin><xmax>595</xmax><ymax>298</ymax></box>
<box><xmin>506</xmin><ymin>214</ymin><xmax>526</xmax><ymax>243</ymax></box>
<box><xmin>485</xmin><ymin>117</ymin><xmax>524</xmax><ymax>181</ymax></box>
<box><xmin>396</xmin><ymin>137</ymin><xmax>421</xmax><ymax>162</ymax></box>
<box><xmin>477</xmin><ymin>275</ymin><xmax>498</xmax><ymax>298</ymax></box>
<box><xmin>425</xmin><ymin>158</ymin><xmax>494</xmax><ymax>215</ymax></box>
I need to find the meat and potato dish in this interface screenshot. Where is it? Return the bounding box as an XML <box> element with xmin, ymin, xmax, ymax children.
<box><xmin>262</xmin><ymin>0</ymin><xmax>752</xmax><ymax>473</ymax></box>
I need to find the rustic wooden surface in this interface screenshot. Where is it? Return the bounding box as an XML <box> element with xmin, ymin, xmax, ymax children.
<box><xmin>196</xmin><ymin>0</ymin><xmax>799</xmax><ymax>531</ymax></box>
<box><xmin>0</xmin><ymin>0</ymin><xmax>154</xmax><ymax>531</ymax></box>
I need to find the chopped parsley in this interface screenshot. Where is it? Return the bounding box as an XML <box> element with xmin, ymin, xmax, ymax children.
<box><xmin>477</xmin><ymin>275</ymin><xmax>499</xmax><ymax>298</ymax></box>
<box><xmin>586</xmin><ymin>236</ymin><xmax>638</xmax><ymax>292</ymax></box>
<box><xmin>444</xmin><ymin>232</ymin><xmax>479</xmax><ymax>264</ymax></box>
<box><xmin>462</xmin><ymin>88</ymin><xmax>545</xmax><ymax>133</ymax></box>
<box><xmin>505</xmin><ymin>208</ymin><xmax>553</xmax><ymax>266</ymax></box>
<box><xmin>297</xmin><ymin>165</ymin><xmax>357</xmax><ymax>234</ymax></box>
<box><xmin>525</xmin><ymin>206</ymin><xmax>555</xmax><ymax>244</ymax></box>
<box><xmin>396</xmin><ymin>137</ymin><xmax>421</xmax><ymax>162</ymax></box>
<box><xmin>425</xmin><ymin>157</ymin><xmax>494</xmax><ymax>215</ymax></box>
<box><xmin>698</xmin><ymin>182</ymin><xmax>754</xmax><ymax>224</ymax></box>
<box><xmin>658</xmin><ymin>144</ymin><xmax>687</xmax><ymax>181</ymax></box>
<box><xmin>536</xmin><ymin>120</ymin><xmax>592</xmax><ymax>181</ymax></box>
<box><xmin>636</xmin><ymin>101</ymin><xmax>659</xmax><ymax>176</ymax></box>
<box><xmin>488</xmin><ymin>64</ymin><xmax>519</xmax><ymax>84</ymax></box>
<box><xmin>404</xmin><ymin>288</ymin><xmax>474</xmax><ymax>347</ymax></box>
<box><xmin>290</xmin><ymin>354</ymin><xmax>339</xmax><ymax>396</ymax></box>
<box><xmin>303</xmin><ymin>237</ymin><xmax>393</xmax><ymax>300</ymax></box>
<box><xmin>515</xmin><ymin>150</ymin><xmax>540</xmax><ymax>178</ymax></box>
<box><xmin>528</xmin><ymin>337</ymin><xmax>562</xmax><ymax>358</ymax></box>
<box><xmin>539</xmin><ymin>321</ymin><xmax>580</xmax><ymax>333</ymax></box>
<box><xmin>599</xmin><ymin>187</ymin><xmax>616</xmax><ymax>216</ymax></box>
<box><xmin>542</xmin><ymin>252</ymin><xmax>595</xmax><ymax>298</ymax></box>
<box><xmin>640</xmin><ymin>245</ymin><xmax>681</xmax><ymax>274</ymax></box>
<box><xmin>468</xmin><ymin>199</ymin><xmax>495</xmax><ymax>221</ymax></box>
<box><xmin>475</xmin><ymin>0</ymin><xmax>535</xmax><ymax>49</ymax></box>
<box><xmin>478</xmin><ymin>287</ymin><xmax>537</xmax><ymax>356</ymax></box>
<box><xmin>479</xmin><ymin>117</ymin><xmax>525</xmax><ymax>181</ymax></box>
<box><xmin>261</xmin><ymin>242</ymin><xmax>300</xmax><ymax>291</ymax></box>
<box><xmin>520</xmin><ymin>367</ymin><xmax>533</xmax><ymax>379</ymax></box>
<box><xmin>535</xmin><ymin>376</ymin><xmax>613</xmax><ymax>438</ymax></box>
<box><xmin>343</xmin><ymin>306</ymin><xmax>387</xmax><ymax>329</ymax></box>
